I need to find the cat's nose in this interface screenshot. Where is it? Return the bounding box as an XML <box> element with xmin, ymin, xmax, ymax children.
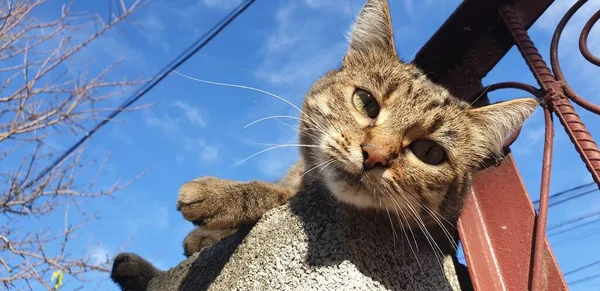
<box><xmin>361</xmin><ymin>143</ymin><xmax>390</xmax><ymax>170</ymax></box>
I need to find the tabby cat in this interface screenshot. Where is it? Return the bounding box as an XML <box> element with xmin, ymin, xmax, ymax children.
<box><xmin>111</xmin><ymin>0</ymin><xmax>538</xmax><ymax>289</ymax></box>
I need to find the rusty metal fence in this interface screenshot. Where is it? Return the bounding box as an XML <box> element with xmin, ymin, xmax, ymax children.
<box><xmin>413</xmin><ymin>0</ymin><xmax>599</xmax><ymax>290</ymax></box>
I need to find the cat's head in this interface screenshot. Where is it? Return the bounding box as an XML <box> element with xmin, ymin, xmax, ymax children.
<box><xmin>298</xmin><ymin>0</ymin><xmax>537</xmax><ymax>226</ymax></box>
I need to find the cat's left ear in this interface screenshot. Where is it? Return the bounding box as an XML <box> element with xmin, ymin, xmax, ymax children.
<box><xmin>468</xmin><ymin>97</ymin><xmax>539</xmax><ymax>155</ymax></box>
<box><xmin>343</xmin><ymin>0</ymin><xmax>397</xmax><ymax>66</ymax></box>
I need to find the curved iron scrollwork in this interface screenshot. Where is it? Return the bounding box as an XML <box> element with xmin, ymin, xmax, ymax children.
<box><xmin>552</xmin><ymin>0</ymin><xmax>600</xmax><ymax>114</ymax></box>
<box><xmin>469</xmin><ymin>1</ymin><xmax>600</xmax><ymax>184</ymax></box>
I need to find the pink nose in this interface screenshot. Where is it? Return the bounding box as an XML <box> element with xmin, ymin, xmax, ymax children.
<box><xmin>361</xmin><ymin>143</ymin><xmax>390</xmax><ymax>170</ymax></box>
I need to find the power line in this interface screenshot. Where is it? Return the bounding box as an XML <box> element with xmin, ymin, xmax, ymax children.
<box><xmin>564</xmin><ymin>259</ymin><xmax>600</xmax><ymax>277</ymax></box>
<box><xmin>532</xmin><ymin>182</ymin><xmax>597</xmax><ymax>207</ymax></box>
<box><xmin>569</xmin><ymin>273</ymin><xmax>600</xmax><ymax>287</ymax></box>
<box><xmin>547</xmin><ymin>189</ymin><xmax>597</xmax><ymax>208</ymax></box>
<box><xmin>20</xmin><ymin>0</ymin><xmax>257</xmax><ymax>194</ymax></box>
<box><xmin>548</xmin><ymin>216</ymin><xmax>600</xmax><ymax>237</ymax></box>
<box><xmin>547</xmin><ymin>209</ymin><xmax>600</xmax><ymax>232</ymax></box>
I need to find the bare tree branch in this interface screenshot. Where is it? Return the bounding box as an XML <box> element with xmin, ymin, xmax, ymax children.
<box><xmin>0</xmin><ymin>0</ymin><xmax>149</xmax><ymax>289</ymax></box>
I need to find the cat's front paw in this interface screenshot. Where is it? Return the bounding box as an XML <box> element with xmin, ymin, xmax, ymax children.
<box><xmin>176</xmin><ymin>176</ymin><xmax>240</xmax><ymax>229</ymax></box>
<box><xmin>111</xmin><ymin>253</ymin><xmax>162</xmax><ymax>291</ymax></box>
<box><xmin>182</xmin><ymin>227</ymin><xmax>238</xmax><ymax>257</ymax></box>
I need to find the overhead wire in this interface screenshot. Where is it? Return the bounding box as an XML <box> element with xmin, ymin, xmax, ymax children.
<box><xmin>564</xmin><ymin>259</ymin><xmax>600</xmax><ymax>277</ymax></box>
<box><xmin>569</xmin><ymin>273</ymin><xmax>600</xmax><ymax>287</ymax></box>
<box><xmin>532</xmin><ymin>182</ymin><xmax>597</xmax><ymax>207</ymax></box>
<box><xmin>18</xmin><ymin>0</ymin><xmax>258</xmax><ymax>196</ymax></box>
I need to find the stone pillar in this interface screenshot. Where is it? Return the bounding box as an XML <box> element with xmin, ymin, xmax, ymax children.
<box><xmin>148</xmin><ymin>186</ymin><xmax>462</xmax><ymax>290</ymax></box>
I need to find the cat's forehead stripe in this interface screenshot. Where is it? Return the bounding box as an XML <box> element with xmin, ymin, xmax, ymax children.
<box><xmin>444</xmin><ymin>130</ymin><xmax>459</xmax><ymax>140</ymax></box>
<box><xmin>421</xmin><ymin>95</ymin><xmax>455</xmax><ymax>112</ymax></box>
<box><xmin>427</xmin><ymin>116</ymin><xmax>445</xmax><ymax>134</ymax></box>
<box><xmin>382</xmin><ymin>82</ymin><xmax>399</xmax><ymax>100</ymax></box>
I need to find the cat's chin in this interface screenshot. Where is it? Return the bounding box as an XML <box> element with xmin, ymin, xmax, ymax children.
<box><xmin>323</xmin><ymin>169</ymin><xmax>383</xmax><ymax>209</ymax></box>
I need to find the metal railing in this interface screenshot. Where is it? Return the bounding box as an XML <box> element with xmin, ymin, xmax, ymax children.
<box><xmin>413</xmin><ymin>0</ymin><xmax>599</xmax><ymax>290</ymax></box>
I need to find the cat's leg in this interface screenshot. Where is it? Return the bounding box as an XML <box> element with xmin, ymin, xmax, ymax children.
<box><xmin>182</xmin><ymin>226</ymin><xmax>238</xmax><ymax>257</ymax></box>
<box><xmin>177</xmin><ymin>176</ymin><xmax>296</xmax><ymax>229</ymax></box>
<box><xmin>110</xmin><ymin>253</ymin><xmax>163</xmax><ymax>291</ymax></box>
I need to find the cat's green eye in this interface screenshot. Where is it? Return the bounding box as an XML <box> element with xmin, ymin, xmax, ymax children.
<box><xmin>352</xmin><ymin>89</ymin><xmax>380</xmax><ymax>119</ymax></box>
<box><xmin>409</xmin><ymin>140</ymin><xmax>446</xmax><ymax>165</ymax></box>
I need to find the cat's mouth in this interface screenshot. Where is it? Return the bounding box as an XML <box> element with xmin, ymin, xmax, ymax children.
<box><xmin>330</xmin><ymin>167</ymin><xmax>363</xmax><ymax>184</ymax></box>
<box><xmin>323</xmin><ymin>160</ymin><xmax>392</xmax><ymax>209</ymax></box>
<box><xmin>324</xmin><ymin>157</ymin><xmax>387</xmax><ymax>186</ymax></box>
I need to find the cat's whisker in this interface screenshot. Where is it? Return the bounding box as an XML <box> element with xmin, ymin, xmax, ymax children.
<box><xmin>245</xmin><ymin>110</ymin><xmax>330</xmax><ymax>140</ymax></box>
<box><xmin>244</xmin><ymin>115</ymin><xmax>302</xmax><ymax>128</ymax></box>
<box><xmin>251</xmin><ymin>100</ymin><xmax>300</xmax><ymax>134</ymax></box>
<box><xmin>297</xmin><ymin>129</ymin><xmax>325</xmax><ymax>142</ymax></box>
<box><xmin>172</xmin><ymin>70</ymin><xmax>304</xmax><ymax>114</ymax></box>
<box><xmin>385</xmin><ymin>190</ymin><xmax>422</xmax><ymax>270</ymax></box>
<box><xmin>386</xmin><ymin>191</ymin><xmax>418</xmax><ymax>249</ymax></box>
<box><xmin>456</xmin><ymin>84</ymin><xmax>491</xmax><ymax>119</ymax></box>
<box><xmin>302</xmin><ymin>120</ymin><xmax>337</xmax><ymax>143</ymax></box>
<box><xmin>381</xmin><ymin>199</ymin><xmax>398</xmax><ymax>240</ymax></box>
<box><xmin>172</xmin><ymin>70</ymin><xmax>334</xmax><ymax>140</ymax></box>
<box><xmin>322</xmin><ymin>159</ymin><xmax>339</xmax><ymax>178</ymax></box>
<box><xmin>228</xmin><ymin>144</ymin><xmax>320</xmax><ymax>169</ymax></box>
<box><xmin>242</xmin><ymin>140</ymin><xmax>318</xmax><ymax>148</ymax></box>
<box><xmin>422</xmin><ymin>203</ymin><xmax>457</xmax><ymax>229</ymax></box>
<box><xmin>402</xmin><ymin>197</ymin><xmax>446</xmax><ymax>273</ymax></box>
<box><xmin>295</xmin><ymin>158</ymin><xmax>336</xmax><ymax>184</ymax></box>
<box><xmin>422</xmin><ymin>204</ymin><xmax>458</xmax><ymax>251</ymax></box>
<box><xmin>382</xmin><ymin>202</ymin><xmax>399</xmax><ymax>257</ymax></box>
<box><xmin>294</xmin><ymin>119</ymin><xmax>334</xmax><ymax>141</ymax></box>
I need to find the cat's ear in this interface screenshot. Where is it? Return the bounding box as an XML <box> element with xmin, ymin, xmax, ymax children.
<box><xmin>468</xmin><ymin>97</ymin><xmax>539</xmax><ymax>154</ymax></box>
<box><xmin>343</xmin><ymin>0</ymin><xmax>397</xmax><ymax>65</ymax></box>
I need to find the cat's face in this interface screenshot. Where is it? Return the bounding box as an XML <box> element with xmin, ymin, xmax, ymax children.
<box><xmin>298</xmin><ymin>0</ymin><xmax>537</xmax><ymax>227</ymax></box>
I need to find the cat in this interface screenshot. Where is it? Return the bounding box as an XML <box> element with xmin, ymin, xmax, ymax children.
<box><xmin>111</xmin><ymin>0</ymin><xmax>538</xmax><ymax>290</ymax></box>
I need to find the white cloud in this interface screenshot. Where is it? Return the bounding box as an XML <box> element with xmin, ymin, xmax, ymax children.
<box><xmin>123</xmin><ymin>201</ymin><xmax>171</xmax><ymax>235</ymax></box>
<box><xmin>256</xmin><ymin>42</ymin><xmax>347</xmax><ymax>86</ymax></box>
<box><xmin>201</xmin><ymin>0</ymin><xmax>242</xmax><ymax>10</ymax></box>
<box><xmin>90</xmin><ymin>246</ymin><xmax>111</xmax><ymax>265</ymax></box>
<box><xmin>258</xmin><ymin>150</ymin><xmax>298</xmax><ymax>179</ymax></box>
<box><xmin>199</xmin><ymin>141</ymin><xmax>220</xmax><ymax>163</ymax></box>
<box><xmin>403</xmin><ymin>0</ymin><xmax>415</xmax><ymax>17</ymax></box>
<box><xmin>143</xmin><ymin>101</ymin><xmax>208</xmax><ymax>134</ymax></box>
<box><xmin>110</xmin><ymin>126</ymin><xmax>134</xmax><ymax>147</ymax></box>
<box><xmin>534</xmin><ymin>0</ymin><xmax>591</xmax><ymax>31</ymax></box>
<box><xmin>154</xmin><ymin>205</ymin><xmax>169</xmax><ymax>230</ymax></box>
<box><xmin>142</xmin><ymin>12</ymin><xmax>165</xmax><ymax>33</ymax></box>
<box><xmin>249</xmin><ymin>127</ymin><xmax>300</xmax><ymax>179</ymax></box>
<box><xmin>138</xmin><ymin>12</ymin><xmax>170</xmax><ymax>53</ymax></box>
<box><xmin>255</xmin><ymin>2</ymin><xmax>350</xmax><ymax>87</ymax></box>
<box><xmin>524</xmin><ymin>126</ymin><xmax>545</xmax><ymax>144</ymax></box>
<box><xmin>183</xmin><ymin>137</ymin><xmax>220</xmax><ymax>163</ymax></box>
<box><xmin>173</xmin><ymin>101</ymin><xmax>208</xmax><ymax>127</ymax></box>
<box><xmin>144</xmin><ymin>106</ymin><xmax>219</xmax><ymax>165</ymax></box>
<box><xmin>143</xmin><ymin>109</ymin><xmax>181</xmax><ymax>134</ymax></box>
<box><xmin>265</xmin><ymin>4</ymin><xmax>298</xmax><ymax>54</ymax></box>
<box><xmin>303</xmin><ymin>0</ymin><xmax>352</xmax><ymax>15</ymax></box>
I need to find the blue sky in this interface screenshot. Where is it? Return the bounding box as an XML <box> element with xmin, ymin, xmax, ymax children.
<box><xmin>6</xmin><ymin>0</ymin><xmax>600</xmax><ymax>290</ymax></box>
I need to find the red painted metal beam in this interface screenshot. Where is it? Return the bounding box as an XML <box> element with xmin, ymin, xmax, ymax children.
<box><xmin>460</xmin><ymin>157</ymin><xmax>566</xmax><ymax>290</ymax></box>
